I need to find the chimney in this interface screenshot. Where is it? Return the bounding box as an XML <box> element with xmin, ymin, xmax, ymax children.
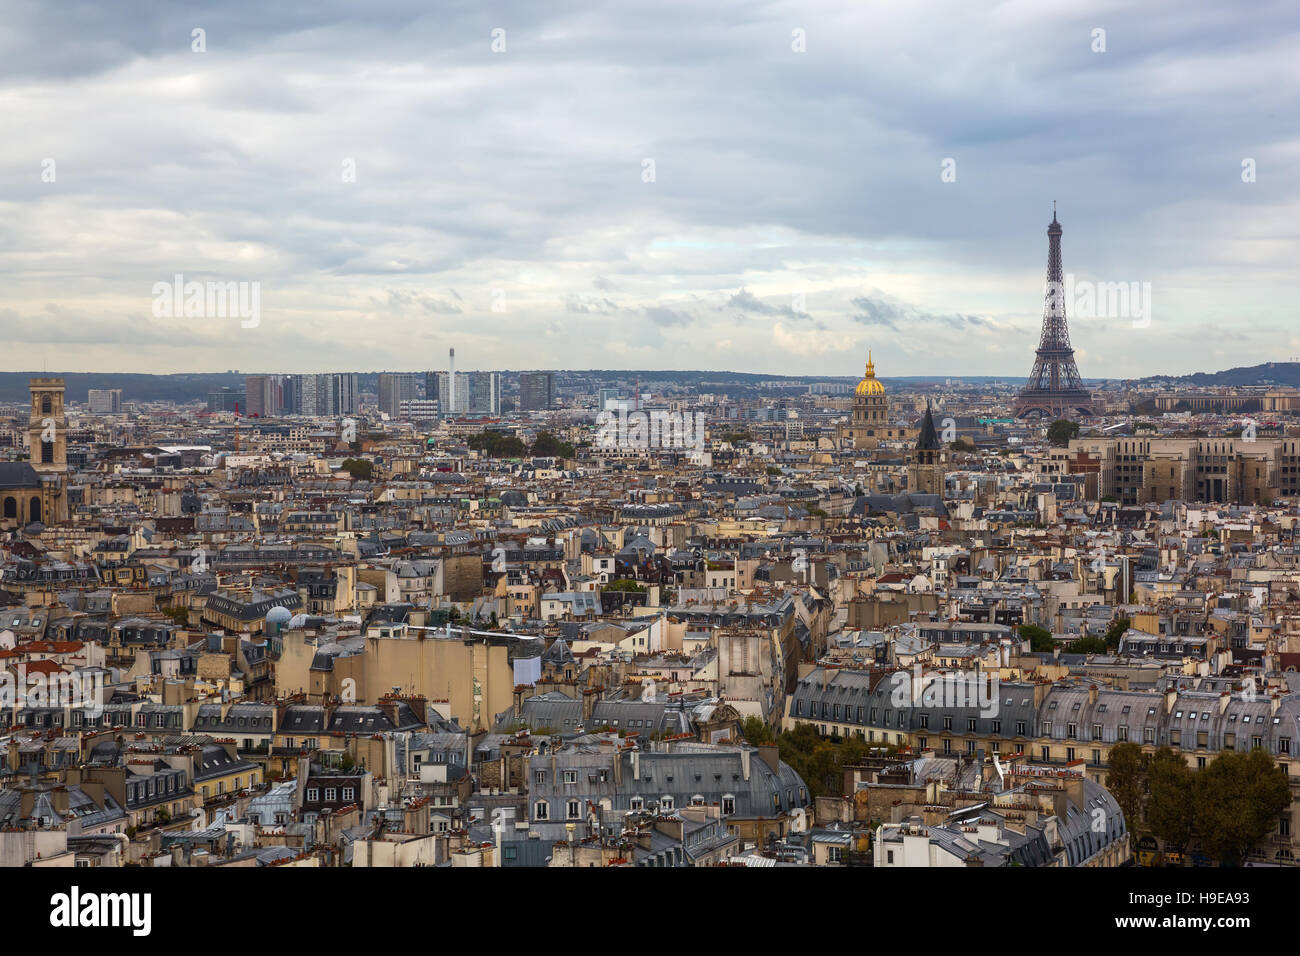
<box><xmin>757</xmin><ymin>744</ymin><xmax>780</xmax><ymax>773</ymax></box>
<box><xmin>1088</xmin><ymin>684</ymin><xmax>1098</xmax><ymax>705</ymax></box>
<box><xmin>581</xmin><ymin>686</ymin><xmax>598</xmax><ymax>723</ymax></box>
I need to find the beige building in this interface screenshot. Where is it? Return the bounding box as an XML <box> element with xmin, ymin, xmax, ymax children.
<box><xmin>275</xmin><ymin>625</ymin><xmax>513</xmax><ymax>732</ymax></box>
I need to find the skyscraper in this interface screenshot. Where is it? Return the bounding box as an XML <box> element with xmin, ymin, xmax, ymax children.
<box><xmin>378</xmin><ymin>372</ymin><xmax>419</xmax><ymax>418</ymax></box>
<box><xmin>87</xmin><ymin>389</ymin><xmax>123</xmax><ymax>414</ymax></box>
<box><xmin>519</xmin><ymin>372</ymin><xmax>555</xmax><ymax>411</ymax></box>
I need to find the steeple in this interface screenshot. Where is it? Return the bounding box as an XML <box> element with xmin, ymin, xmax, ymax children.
<box><xmin>915</xmin><ymin>402</ymin><xmax>940</xmax><ymax>451</ymax></box>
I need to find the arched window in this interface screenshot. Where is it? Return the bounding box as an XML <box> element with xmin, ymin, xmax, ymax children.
<box><xmin>29</xmin><ymin>498</ymin><xmax>40</xmax><ymax>523</ymax></box>
<box><xmin>2</xmin><ymin>497</ymin><xmax>14</xmax><ymax>519</ymax></box>
<box><xmin>40</xmin><ymin>394</ymin><xmax>51</xmax><ymax>414</ymax></box>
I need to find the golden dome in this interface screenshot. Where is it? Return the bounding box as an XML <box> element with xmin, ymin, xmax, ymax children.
<box><xmin>855</xmin><ymin>350</ymin><xmax>886</xmax><ymax>397</ymax></box>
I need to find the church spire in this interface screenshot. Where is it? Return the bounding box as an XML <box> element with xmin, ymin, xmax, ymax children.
<box><xmin>915</xmin><ymin>401</ymin><xmax>941</xmax><ymax>451</ymax></box>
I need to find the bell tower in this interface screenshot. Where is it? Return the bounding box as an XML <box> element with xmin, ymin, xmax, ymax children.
<box><xmin>28</xmin><ymin>377</ymin><xmax>67</xmax><ymax>474</ymax></box>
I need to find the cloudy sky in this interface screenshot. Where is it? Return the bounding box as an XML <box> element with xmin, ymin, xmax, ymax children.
<box><xmin>1</xmin><ymin>0</ymin><xmax>1296</xmax><ymax>379</ymax></box>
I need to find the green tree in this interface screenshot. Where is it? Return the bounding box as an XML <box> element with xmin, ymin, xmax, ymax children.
<box><xmin>531</xmin><ymin>431</ymin><xmax>575</xmax><ymax>458</ymax></box>
<box><xmin>1103</xmin><ymin>616</ymin><xmax>1131</xmax><ymax>650</ymax></box>
<box><xmin>1192</xmin><ymin>748</ymin><xmax>1292</xmax><ymax>866</ymax></box>
<box><xmin>1146</xmin><ymin>747</ymin><xmax>1194</xmax><ymax>852</ymax></box>
<box><xmin>1018</xmin><ymin>624</ymin><xmax>1055</xmax><ymax>653</ymax></box>
<box><xmin>467</xmin><ymin>432</ymin><xmax>527</xmax><ymax>458</ymax></box>
<box><xmin>739</xmin><ymin>716</ymin><xmax>773</xmax><ymax>746</ymax></box>
<box><xmin>160</xmin><ymin>605</ymin><xmax>189</xmax><ymax>626</ymax></box>
<box><xmin>604</xmin><ymin>578</ymin><xmax>646</xmax><ymax>592</ymax></box>
<box><xmin>1106</xmin><ymin>742</ymin><xmax>1146</xmax><ymax>849</ymax></box>
<box><xmin>1046</xmin><ymin>419</ymin><xmax>1080</xmax><ymax>447</ymax></box>
<box><xmin>340</xmin><ymin>457</ymin><xmax>373</xmax><ymax>480</ymax></box>
<box><xmin>1067</xmin><ymin>636</ymin><xmax>1108</xmax><ymax>654</ymax></box>
<box><xmin>720</xmin><ymin>431</ymin><xmax>752</xmax><ymax>445</ymax></box>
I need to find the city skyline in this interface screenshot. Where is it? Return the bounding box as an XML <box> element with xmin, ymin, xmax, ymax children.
<box><xmin>2</xmin><ymin>1</ymin><xmax>1297</xmax><ymax>378</ymax></box>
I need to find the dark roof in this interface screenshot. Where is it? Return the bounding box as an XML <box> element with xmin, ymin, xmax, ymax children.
<box><xmin>0</xmin><ymin>463</ymin><xmax>43</xmax><ymax>489</ymax></box>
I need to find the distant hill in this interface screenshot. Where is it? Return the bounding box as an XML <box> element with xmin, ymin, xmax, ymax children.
<box><xmin>1136</xmin><ymin>362</ymin><xmax>1300</xmax><ymax>388</ymax></box>
<box><xmin>0</xmin><ymin>372</ymin><xmax>246</xmax><ymax>405</ymax></box>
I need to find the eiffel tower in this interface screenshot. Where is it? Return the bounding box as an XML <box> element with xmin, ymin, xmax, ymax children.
<box><xmin>1012</xmin><ymin>205</ymin><xmax>1097</xmax><ymax>419</ymax></box>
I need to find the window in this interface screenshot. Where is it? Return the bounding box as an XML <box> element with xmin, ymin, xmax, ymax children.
<box><xmin>563</xmin><ymin>770</ymin><xmax>578</xmax><ymax>784</ymax></box>
<box><xmin>535</xmin><ymin>770</ymin><xmax>545</xmax><ymax>785</ymax></box>
<box><xmin>342</xmin><ymin>787</ymin><xmax>355</xmax><ymax>801</ymax></box>
<box><xmin>566</xmin><ymin>799</ymin><xmax>580</xmax><ymax>819</ymax></box>
<box><xmin>325</xmin><ymin>788</ymin><xmax>337</xmax><ymax>802</ymax></box>
<box><xmin>630</xmin><ymin>797</ymin><xmax>644</xmax><ymax>811</ymax></box>
<box><xmin>660</xmin><ymin>796</ymin><xmax>674</xmax><ymax>811</ymax></box>
<box><xmin>722</xmin><ymin>795</ymin><xmax>735</xmax><ymax>815</ymax></box>
<box><xmin>306</xmin><ymin>788</ymin><xmax>319</xmax><ymax>802</ymax></box>
<box><xmin>535</xmin><ymin>800</ymin><xmax>550</xmax><ymax>820</ymax></box>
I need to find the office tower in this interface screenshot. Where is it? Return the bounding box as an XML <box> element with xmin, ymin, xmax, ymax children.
<box><xmin>87</xmin><ymin>389</ymin><xmax>123</xmax><ymax>414</ymax></box>
<box><xmin>244</xmin><ymin>376</ymin><xmax>269</xmax><ymax>416</ymax></box>
<box><xmin>519</xmin><ymin>372</ymin><xmax>556</xmax><ymax>411</ymax></box>
<box><xmin>331</xmin><ymin>373</ymin><xmax>359</xmax><ymax>415</ymax></box>
<box><xmin>378</xmin><ymin>372</ymin><xmax>419</xmax><ymax>418</ymax></box>
<box><xmin>208</xmin><ymin>387</ymin><xmax>245</xmax><ymax>413</ymax></box>
<box><xmin>292</xmin><ymin>373</ymin><xmax>358</xmax><ymax>417</ymax></box>
<box><xmin>448</xmin><ymin>348</ymin><xmax>456</xmax><ymax>416</ymax></box>
<box><xmin>468</xmin><ymin>371</ymin><xmax>501</xmax><ymax>415</ymax></box>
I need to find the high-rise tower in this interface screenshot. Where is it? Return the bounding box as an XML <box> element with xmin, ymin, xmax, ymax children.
<box><xmin>1012</xmin><ymin>207</ymin><xmax>1097</xmax><ymax>419</ymax></box>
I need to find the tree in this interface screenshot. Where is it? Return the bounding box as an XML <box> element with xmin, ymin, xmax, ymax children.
<box><xmin>467</xmin><ymin>431</ymin><xmax>526</xmax><ymax>458</ymax></box>
<box><xmin>531</xmin><ymin>431</ymin><xmax>575</xmax><ymax>458</ymax></box>
<box><xmin>604</xmin><ymin>578</ymin><xmax>645</xmax><ymax>592</ymax></box>
<box><xmin>1046</xmin><ymin>419</ymin><xmax>1080</xmax><ymax>447</ymax></box>
<box><xmin>1106</xmin><ymin>742</ymin><xmax>1146</xmax><ymax>849</ymax></box>
<box><xmin>1018</xmin><ymin>624</ymin><xmax>1055</xmax><ymax>653</ymax></box>
<box><xmin>1146</xmin><ymin>748</ymin><xmax>1194</xmax><ymax>852</ymax></box>
<box><xmin>720</xmin><ymin>431</ymin><xmax>752</xmax><ymax>445</ymax></box>
<box><xmin>340</xmin><ymin>458</ymin><xmax>373</xmax><ymax>481</ymax></box>
<box><xmin>949</xmin><ymin>438</ymin><xmax>976</xmax><ymax>452</ymax></box>
<box><xmin>739</xmin><ymin>716</ymin><xmax>772</xmax><ymax>746</ymax></box>
<box><xmin>1192</xmin><ymin>748</ymin><xmax>1292</xmax><ymax>865</ymax></box>
<box><xmin>1103</xmin><ymin>616</ymin><xmax>1131</xmax><ymax>650</ymax></box>
<box><xmin>160</xmin><ymin>605</ymin><xmax>189</xmax><ymax>626</ymax></box>
<box><xmin>1067</xmin><ymin>636</ymin><xmax>1108</xmax><ymax>654</ymax></box>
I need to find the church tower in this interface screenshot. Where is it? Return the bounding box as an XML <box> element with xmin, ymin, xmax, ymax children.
<box><xmin>907</xmin><ymin>402</ymin><xmax>947</xmax><ymax>497</ymax></box>
<box><xmin>29</xmin><ymin>378</ymin><xmax>67</xmax><ymax>474</ymax></box>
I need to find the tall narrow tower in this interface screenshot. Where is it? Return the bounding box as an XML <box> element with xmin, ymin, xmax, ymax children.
<box><xmin>28</xmin><ymin>378</ymin><xmax>67</xmax><ymax>474</ymax></box>
<box><xmin>1013</xmin><ymin>207</ymin><xmax>1097</xmax><ymax>419</ymax></box>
